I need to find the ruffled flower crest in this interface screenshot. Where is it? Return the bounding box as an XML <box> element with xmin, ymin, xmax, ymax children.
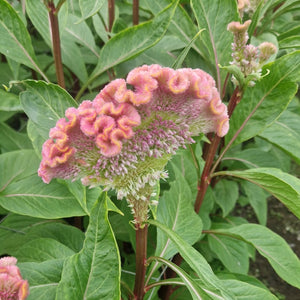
<box><xmin>38</xmin><ymin>65</ymin><xmax>229</xmax><ymax>223</ymax></box>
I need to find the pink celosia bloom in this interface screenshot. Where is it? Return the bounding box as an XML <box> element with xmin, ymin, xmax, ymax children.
<box><xmin>0</xmin><ymin>257</ymin><xmax>29</xmax><ymax>300</ymax></box>
<box><xmin>38</xmin><ymin>65</ymin><xmax>229</xmax><ymax>206</ymax></box>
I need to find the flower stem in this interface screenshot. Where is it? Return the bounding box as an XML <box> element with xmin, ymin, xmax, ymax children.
<box><xmin>133</xmin><ymin>0</ymin><xmax>139</xmax><ymax>25</ymax></box>
<box><xmin>134</xmin><ymin>223</ymin><xmax>148</xmax><ymax>300</ymax></box>
<box><xmin>47</xmin><ymin>1</ymin><xmax>65</xmax><ymax>88</ymax></box>
<box><xmin>108</xmin><ymin>0</ymin><xmax>115</xmax><ymax>32</ymax></box>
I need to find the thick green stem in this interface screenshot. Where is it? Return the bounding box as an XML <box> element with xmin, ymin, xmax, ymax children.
<box><xmin>133</xmin><ymin>0</ymin><xmax>139</xmax><ymax>25</ymax></box>
<box><xmin>134</xmin><ymin>223</ymin><xmax>148</xmax><ymax>300</ymax></box>
<box><xmin>48</xmin><ymin>1</ymin><xmax>65</xmax><ymax>88</ymax></box>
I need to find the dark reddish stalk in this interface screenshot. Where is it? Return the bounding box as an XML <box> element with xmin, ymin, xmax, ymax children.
<box><xmin>108</xmin><ymin>0</ymin><xmax>115</xmax><ymax>32</ymax></box>
<box><xmin>47</xmin><ymin>0</ymin><xmax>65</xmax><ymax>89</ymax></box>
<box><xmin>133</xmin><ymin>223</ymin><xmax>148</xmax><ymax>300</ymax></box>
<box><xmin>133</xmin><ymin>0</ymin><xmax>139</xmax><ymax>25</ymax></box>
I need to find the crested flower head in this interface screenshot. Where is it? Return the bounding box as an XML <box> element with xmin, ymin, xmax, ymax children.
<box><xmin>38</xmin><ymin>65</ymin><xmax>229</xmax><ymax>220</ymax></box>
<box><xmin>0</xmin><ymin>256</ymin><xmax>29</xmax><ymax>300</ymax></box>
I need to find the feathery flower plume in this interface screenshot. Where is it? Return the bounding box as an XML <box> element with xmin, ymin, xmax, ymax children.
<box><xmin>0</xmin><ymin>256</ymin><xmax>29</xmax><ymax>300</ymax></box>
<box><xmin>38</xmin><ymin>65</ymin><xmax>229</xmax><ymax>223</ymax></box>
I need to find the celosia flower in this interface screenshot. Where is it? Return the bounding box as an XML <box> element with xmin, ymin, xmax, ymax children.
<box><xmin>0</xmin><ymin>256</ymin><xmax>29</xmax><ymax>300</ymax></box>
<box><xmin>38</xmin><ymin>65</ymin><xmax>229</xmax><ymax>222</ymax></box>
<box><xmin>228</xmin><ymin>21</ymin><xmax>277</xmax><ymax>86</ymax></box>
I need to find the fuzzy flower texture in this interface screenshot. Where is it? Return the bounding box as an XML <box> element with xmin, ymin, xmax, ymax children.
<box><xmin>0</xmin><ymin>257</ymin><xmax>29</xmax><ymax>300</ymax></box>
<box><xmin>39</xmin><ymin>65</ymin><xmax>229</xmax><ymax>213</ymax></box>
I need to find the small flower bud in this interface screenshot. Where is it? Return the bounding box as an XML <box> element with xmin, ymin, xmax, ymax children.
<box><xmin>0</xmin><ymin>256</ymin><xmax>29</xmax><ymax>300</ymax></box>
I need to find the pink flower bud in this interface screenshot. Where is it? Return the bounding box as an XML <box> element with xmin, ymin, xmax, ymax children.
<box><xmin>0</xmin><ymin>257</ymin><xmax>29</xmax><ymax>300</ymax></box>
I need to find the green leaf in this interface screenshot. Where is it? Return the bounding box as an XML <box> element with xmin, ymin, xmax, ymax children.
<box><xmin>0</xmin><ymin>122</ymin><xmax>32</xmax><ymax>151</ymax></box>
<box><xmin>220</xmin><ymin>279</ymin><xmax>278</xmax><ymax>300</ymax></box>
<box><xmin>190</xmin><ymin>0</ymin><xmax>239</xmax><ymax>90</ymax></box>
<box><xmin>20</xmin><ymin>80</ymin><xmax>77</xmax><ymax>140</ymax></box>
<box><xmin>0</xmin><ymin>89</ymin><xmax>22</xmax><ymax>111</ymax></box>
<box><xmin>27</xmin><ymin>120</ymin><xmax>45</xmax><ymax>157</ymax></box>
<box><xmin>148</xmin><ymin>256</ymin><xmax>213</xmax><ymax>300</ymax></box>
<box><xmin>213</xmin><ymin>224</ymin><xmax>300</xmax><ymax>289</ymax></box>
<box><xmin>0</xmin><ymin>150</ymin><xmax>39</xmax><ymax>190</ymax></box>
<box><xmin>19</xmin><ymin>259</ymin><xmax>63</xmax><ymax>300</ymax></box>
<box><xmin>91</xmin><ymin>0</ymin><xmax>178</xmax><ymax>78</ymax></box>
<box><xmin>141</xmin><ymin>0</ymin><xmax>204</xmax><ymax>58</ymax></box>
<box><xmin>63</xmin><ymin>14</ymin><xmax>99</xmax><ymax>57</ymax></box>
<box><xmin>0</xmin><ymin>214</ymin><xmax>52</xmax><ymax>255</ymax></box>
<box><xmin>0</xmin><ymin>174</ymin><xmax>86</xmax><ymax>218</ymax></box>
<box><xmin>0</xmin><ymin>0</ymin><xmax>48</xmax><ymax>81</ymax></box>
<box><xmin>55</xmin><ymin>194</ymin><xmax>121</xmax><ymax>300</ymax></box>
<box><xmin>155</xmin><ymin>162</ymin><xmax>202</xmax><ymax>260</ymax></box>
<box><xmin>171</xmin><ymin>29</ymin><xmax>204</xmax><ymax>69</ymax></box>
<box><xmin>259</xmin><ymin>110</ymin><xmax>300</xmax><ymax>164</ymax></box>
<box><xmin>214</xmin><ymin>168</ymin><xmax>300</xmax><ymax>219</ymax></box>
<box><xmin>79</xmin><ymin>0</ymin><xmax>105</xmax><ymax>21</ymax></box>
<box><xmin>226</xmin><ymin>50</ymin><xmax>300</xmax><ymax>147</ymax></box>
<box><xmin>214</xmin><ymin>180</ymin><xmax>239</xmax><ymax>217</ymax></box>
<box><xmin>149</xmin><ymin>219</ymin><xmax>234</xmax><ymax>299</ymax></box>
<box><xmin>242</xmin><ymin>181</ymin><xmax>267</xmax><ymax>225</ymax></box>
<box><xmin>207</xmin><ymin>233</ymin><xmax>249</xmax><ymax>274</ymax></box>
<box><xmin>15</xmin><ymin>238</ymin><xmax>75</xmax><ymax>262</ymax></box>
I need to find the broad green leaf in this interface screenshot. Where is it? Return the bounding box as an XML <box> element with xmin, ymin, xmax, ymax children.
<box><xmin>148</xmin><ymin>256</ymin><xmax>213</xmax><ymax>300</ymax></box>
<box><xmin>19</xmin><ymin>259</ymin><xmax>64</xmax><ymax>300</ymax></box>
<box><xmin>0</xmin><ymin>122</ymin><xmax>32</xmax><ymax>151</ymax></box>
<box><xmin>91</xmin><ymin>0</ymin><xmax>178</xmax><ymax>79</ymax></box>
<box><xmin>55</xmin><ymin>194</ymin><xmax>121</xmax><ymax>300</ymax></box>
<box><xmin>278</xmin><ymin>25</ymin><xmax>300</xmax><ymax>41</ymax></box>
<box><xmin>0</xmin><ymin>150</ymin><xmax>39</xmax><ymax>190</ymax></box>
<box><xmin>15</xmin><ymin>238</ymin><xmax>75</xmax><ymax>262</ymax></box>
<box><xmin>2</xmin><ymin>221</ymin><xmax>84</xmax><ymax>254</ymax></box>
<box><xmin>79</xmin><ymin>0</ymin><xmax>105</xmax><ymax>20</ymax></box>
<box><xmin>219</xmin><ymin>279</ymin><xmax>278</xmax><ymax>300</ymax></box>
<box><xmin>149</xmin><ymin>219</ymin><xmax>235</xmax><ymax>300</ymax></box>
<box><xmin>63</xmin><ymin>14</ymin><xmax>99</xmax><ymax>57</ymax></box>
<box><xmin>0</xmin><ymin>174</ymin><xmax>86</xmax><ymax>218</ymax></box>
<box><xmin>61</xmin><ymin>180</ymin><xmax>103</xmax><ymax>215</ymax></box>
<box><xmin>242</xmin><ymin>181</ymin><xmax>267</xmax><ymax>225</ymax></box>
<box><xmin>0</xmin><ymin>0</ymin><xmax>48</xmax><ymax>81</ymax></box>
<box><xmin>213</xmin><ymin>224</ymin><xmax>300</xmax><ymax>289</ymax></box>
<box><xmin>259</xmin><ymin>110</ymin><xmax>300</xmax><ymax>164</ymax></box>
<box><xmin>190</xmin><ymin>0</ymin><xmax>239</xmax><ymax>90</ymax></box>
<box><xmin>207</xmin><ymin>233</ymin><xmax>249</xmax><ymax>274</ymax></box>
<box><xmin>0</xmin><ymin>214</ymin><xmax>53</xmax><ymax>254</ymax></box>
<box><xmin>25</xmin><ymin>0</ymin><xmax>88</xmax><ymax>82</ymax></box>
<box><xmin>155</xmin><ymin>162</ymin><xmax>202</xmax><ymax>260</ymax></box>
<box><xmin>0</xmin><ymin>89</ymin><xmax>22</xmax><ymax>111</ymax></box>
<box><xmin>223</xmin><ymin>148</ymin><xmax>286</xmax><ymax>170</ymax></box>
<box><xmin>279</xmin><ymin>36</ymin><xmax>300</xmax><ymax>50</ymax></box>
<box><xmin>171</xmin><ymin>29</ymin><xmax>204</xmax><ymax>69</ymax></box>
<box><xmin>20</xmin><ymin>80</ymin><xmax>77</xmax><ymax>139</ymax></box>
<box><xmin>226</xmin><ymin>50</ymin><xmax>300</xmax><ymax>146</ymax></box>
<box><xmin>214</xmin><ymin>180</ymin><xmax>239</xmax><ymax>217</ymax></box>
<box><xmin>214</xmin><ymin>168</ymin><xmax>300</xmax><ymax>219</ymax></box>
<box><xmin>92</xmin><ymin>13</ymin><xmax>109</xmax><ymax>43</ymax></box>
<box><xmin>27</xmin><ymin>120</ymin><xmax>45</xmax><ymax>157</ymax></box>
<box><xmin>140</xmin><ymin>0</ymin><xmax>204</xmax><ymax>58</ymax></box>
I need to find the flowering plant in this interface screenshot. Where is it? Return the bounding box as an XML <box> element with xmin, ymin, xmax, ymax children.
<box><xmin>0</xmin><ymin>0</ymin><xmax>300</xmax><ymax>299</ymax></box>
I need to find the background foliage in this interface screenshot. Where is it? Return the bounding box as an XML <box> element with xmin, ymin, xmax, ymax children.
<box><xmin>0</xmin><ymin>0</ymin><xmax>300</xmax><ymax>299</ymax></box>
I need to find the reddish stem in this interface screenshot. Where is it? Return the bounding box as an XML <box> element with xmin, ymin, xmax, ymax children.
<box><xmin>108</xmin><ymin>0</ymin><xmax>115</xmax><ymax>32</ymax></box>
<box><xmin>47</xmin><ymin>1</ymin><xmax>65</xmax><ymax>89</ymax></box>
<box><xmin>133</xmin><ymin>223</ymin><xmax>148</xmax><ymax>300</ymax></box>
<box><xmin>133</xmin><ymin>0</ymin><xmax>139</xmax><ymax>25</ymax></box>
